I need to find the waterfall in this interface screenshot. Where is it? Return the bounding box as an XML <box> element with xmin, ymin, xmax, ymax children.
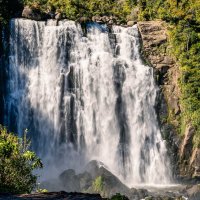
<box><xmin>5</xmin><ymin>18</ymin><xmax>172</xmax><ymax>185</ymax></box>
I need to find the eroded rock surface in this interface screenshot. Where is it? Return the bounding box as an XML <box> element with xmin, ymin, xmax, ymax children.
<box><xmin>137</xmin><ymin>21</ymin><xmax>180</xmax><ymax>117</ymax></box>
<box><xmin>137</xmin><ymin>21</ymin><xmax>200</xmax><ymax>179</ymax></box>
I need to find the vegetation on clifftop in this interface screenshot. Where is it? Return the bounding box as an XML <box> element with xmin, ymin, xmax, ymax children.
<box><xmin>0</xmin><ymin>126</ymin><xmax>42</xmax><ymax>194</ymax></box>
<box><xmin>23</xmin><ymin>0</ymin><xmax>137</xmax><ymax>21</ymax></box>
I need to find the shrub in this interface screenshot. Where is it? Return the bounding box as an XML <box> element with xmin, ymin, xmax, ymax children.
<box><xmin>110</xmin><ymin>193</ymin><xmax>129</xmax><ymax>200</ymax></box>
<box><xmin>0</xmin><ymin>126</ymin><xmax>43</xmax><ymax>194</ymax></box>
<box><xmin>92</xmin><ymin>176</ymin><xmax>104</xmax><ymax>193</ymax></box>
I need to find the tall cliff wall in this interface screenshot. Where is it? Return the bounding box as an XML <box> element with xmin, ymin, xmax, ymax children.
<box><xmin>138</xmin><ymin>21</ymin><xmax>200</xmax><ymax>180</ymax></box>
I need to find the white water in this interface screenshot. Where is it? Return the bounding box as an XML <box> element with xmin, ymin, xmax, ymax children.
<box><xmin>5</xmin><ymin>18</ymin><xmax>172</xmax><ymax>186</ymax></box>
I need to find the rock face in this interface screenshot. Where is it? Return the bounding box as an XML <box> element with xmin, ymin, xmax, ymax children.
<box><xmin>190</xmin><ymin>149</ymin><xmax>200</xmax><ymax>178</ymax></box>
<box><xmin>22</xmin><ymin>6</ymin><xmax>48</xmax><ymax>21</ymax></box>
<box><xmin>137</xmin><ymin>21</ymin><xmax>180</xmax><ymax>117</ymax></box>
<box><xmin>137</xmin><ymin>21</ymin><xmax>199</xmax><ymax>179</ymax></box>
<box><xmin>138</xmin><ymin>21</ymin><xmax>180</xmax><ymax>108</ymax></box>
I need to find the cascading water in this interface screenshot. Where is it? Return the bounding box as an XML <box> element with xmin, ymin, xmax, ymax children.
<box><xmin>5</xmin><ymin>18</ymin><xmax>172</xmax><ymax>186</ymax></box>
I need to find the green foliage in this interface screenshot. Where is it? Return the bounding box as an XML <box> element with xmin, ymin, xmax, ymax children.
<box><xmin>110</xmin><ymin>193</ymin><xmax>129</xmax><ymax>200</ymax></box>
<box><xmin>36</xmin><ymin>187</ymin><xmax>48</xmax><ymax>193</ymax></box>
<box><xmin>22</xmin><ymin>0</ymin><xmax>137</xmax><ymax>20</ymax></box>
<box><xmin>92</xmin><ymin>176</ymin><xmax>104</xmax><ymax>193</ymax></box>
<box><xmin>168</xmin><ymin>22</ymin><xmax>200</xmax><ymax>147</ymax></box>
<box><xmin>0</xmin><ymin>126</ymin><xmax>43</xmax><ymax>194</ymax></box>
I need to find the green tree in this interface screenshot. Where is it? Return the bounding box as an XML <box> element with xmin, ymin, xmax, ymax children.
<box><xmin>0</xmin><ymin>126</ymin><xmax>43</xmax><ymax>194</ymax></box>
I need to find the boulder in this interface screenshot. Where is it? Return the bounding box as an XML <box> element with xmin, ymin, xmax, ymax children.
<box><xmin>127</xmin><ymin>21</ymin><xmax>136</xmax><ymax>27</ymax></box>
<box><xmin>40</xmin><ymin>178</ymin><xmax>64</xmax><ymax>192</ymax></box>
<box><xmin>84</xmin><ymin>160</ymin><xmax>149</xmax><ymax>199</ymax></box>
<box><xmin>22</xmin><ymin>6</ymin><xmax>48</xmax><ymax>21</ymax></box>
<box><xmin>186</xmin><ymin>184</ymin><xmax>200</xmax><ymax>200</ymax></box>
<box><xmin>92</xmin><ymin>15</ymin><xmax>101</xmax><ymax>23</ymax></box>
<box><xmin>84</xmin><ymin>160</ymin><xmax>107</xmax><ymax>178</ymax></box>
<box><xmin>101</xmin><ymin>16</ymin><xmax>109</xmax><ymax>23</ymax></box>
<box><xmin>77</xmin><ymin>171</ymin><xmax>93</xmax><ymax>191</ymax></box>
<box><xmin>79</xmin><ymin>17</ymin><xmax>90</xmax><ymax>24</ymax></box>
<box><xmin>55</xmin><ymin>13</ymin><xmax>62</xmax><ymax>20</ymax></box>
<box><xmin>59</xmin><ymin>169</ymin><xmax>80</xmax><ymax>192</ymax></box>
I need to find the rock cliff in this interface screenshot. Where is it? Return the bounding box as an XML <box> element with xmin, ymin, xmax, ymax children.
<box><xmin>138</xmin><ymin>21</ymin><xmax>200</xmax><ymax>180</ymax></box>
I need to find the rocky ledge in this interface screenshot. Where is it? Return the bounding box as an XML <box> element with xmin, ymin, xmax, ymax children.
<box><xmin>0</xmin><ymin>192</ymin><xmax>104</xmax><ymax>200</ymax></box>
<box><xmin>1</xmin><ymin>185</ymin><xmax>200</xmax><ymax>200</ymax></box>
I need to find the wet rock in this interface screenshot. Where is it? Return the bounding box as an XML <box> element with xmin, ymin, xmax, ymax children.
<box><xmin>101</xmin><ymin>16</ymin><xmax>109</xmax><ymax>23</ymax></box>
<box><xmin>127</xmin><ymin>21</ymin><xmax>136</xmax><ymax>27</ymax></box>
<box><xmin>85</xmin><ymin>160</ymin><xmax>130</xmax><ymax>198</ymax></box>
<box><xmin>85</xmin><ymin>160</ymin><xmax>105</xmax><ymax>178</ymax></box>
<box><xmin>59</xmin><ymin>169</ymin><xmax>80</xmax><ymax>192</ymax></box>
<box><xmin>47</xmin><ymin>11</ymin><xmax>55</xmax><ymax>19</ymax></box>
<box><xmin>91</xmin><ymin>15</ymin><xmax>118</xmax><ymax>25</ymax></box>
<box><xmin>186</xmin><ymin>184</ymin><xmax>200</xmax><ymax>200</ymax></box>
<box><xmin>108</xmin><ymin>19</ymin><xmax>114</xmax><ymax>25</ymax></box>
<box><xmin>22</xmin><ymin>6</ymin><xmax>48</xmax><ymax>21</ymax></box>
<box><xmin>55</xmin><ymin>13</ymin><xmax>62</xmax><ymax>20</ymax></box>
<box><xmin>92</xmin><ymin>15</ymin><xmax>101</xmax><ymax>23</ymax></box>
<box><xmin>77</xmin><ymin>171</ymin><xmax>93</xmax><ymax>191</ymax></box>
<box><xmin>137</xmin><ymin>188</ymin><xmax>149</xmax><ymax>198</ymax></box>
<box><xmin>130</xmin><ymin>188</ymin><xmax>149</xmax><ymax>199</ymax></box>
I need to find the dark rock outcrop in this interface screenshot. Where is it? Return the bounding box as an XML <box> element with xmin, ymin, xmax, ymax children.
<box><xmin>41</xmin><ymin>160</ymin><xmax>149</xmax><ymax>199</ymax></box>
<box><xmin>0</xmin><ymin>192</ymin><xmax>103</xmax><ymax>200</ymax></box>
<box><xmin>84</xmin><ymin>161</ymin><xmax>131</xmax><ymax>198</ymax></box>
<box><xmin>59</xmin><ymin>169</ymin><xmax>81</xmax><ymax>192</ymax></box>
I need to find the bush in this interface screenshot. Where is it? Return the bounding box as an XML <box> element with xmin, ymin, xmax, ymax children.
<box><xmin>22</xmin><ymin>0</ymin><xmax>137</xmax><ymax>21</ymax></box>
<box><xmin>0</xmin><ymin>126</ymin><xmax>43</xmax><ymax>194</ymax></box>
<box><xmin>92</xmin><ymin>176</ymin><xmax>104</xmax><ymax>193</ymax></box>
<box><xmin>110</xmin><ymin>193</ymin><xmax>129</xmax><ymax>200</ymax></box>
